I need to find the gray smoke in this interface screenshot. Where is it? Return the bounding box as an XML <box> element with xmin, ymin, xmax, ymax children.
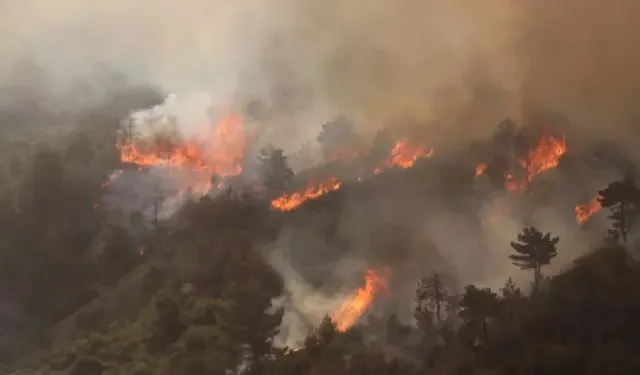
<box><xmin>3</xmin><ymin>0</ymin><xmax>640</xmax><ymax>353</ymax></box>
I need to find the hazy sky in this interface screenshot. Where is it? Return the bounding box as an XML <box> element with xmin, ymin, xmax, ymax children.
<box><xmin>2</xmin><ymin>0</ymin><xmax>640</xmax><ymax>148</ymax></box>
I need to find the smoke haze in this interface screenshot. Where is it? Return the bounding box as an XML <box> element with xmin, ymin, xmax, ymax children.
<box><xmin>4</xmin><ymin>0</ymin><xmax>640</xmax><ymax>350</ymax></box>
<box><xmin>4</xmin><ymin>1</ymin><xmax>640</xmax><ymax>145</ymax></box>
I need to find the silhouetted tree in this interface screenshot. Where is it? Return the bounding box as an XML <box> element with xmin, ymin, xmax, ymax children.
<box><xmin>316</xmin><ymin>115</ymin><xmax>360</xmax><ymax>160</ymax></box>
<box><xmin>258</xmin><ymin>145</ymin><xmax>294</xmax><ymax>196</ymax></box>
<box><xmin>493</xmin><ymin>117</ymin><xmax>518</xmax><ymax>154</ymax></box>
<box><xmin>598</xmin><ymin>175</ymin><xmax>640</xmax><ymax>244</ymax></box>
<box><xmin>414</xmin><ymin>299</ymin><xmax>435</xmax><ymax>342</ymax></box>
<box><xmin>500</xmin><ymin>277</ymin><xmax>524</xmax><ymax>329</ymax></box>
<box><xmin>510</xmin><ymin>227</ymin><xmax>559</xmax><ymax>294</ymax></box>
<box><xmin>317</xmin><ymin>315</ymin><xmax>338</xmax><ymax>345</ymax></box>
<box><xmin>416</xmin><ymin>273</ymin><xmax>453</xmax><ymax>326</ymax></box>
<box><xmin>289</xmin><ymin>141</ymin><xmax>316</xmax><ymax>172</ymax></box>
<box><xmin>458</xmin><ymin>285</ymin><xmax>500</xmax><ymax>342</ymax></box>
<box><xmin>370</xmin><ymin>128</ymin><xmax>394</xmax><ymax>163</ymax></box>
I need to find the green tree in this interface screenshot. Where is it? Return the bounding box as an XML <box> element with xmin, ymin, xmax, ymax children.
<box><xmin>458</xmin><ymin>285</ymin><xmax>500</xmax><ymax>342</ymax></box>
<box><xmin>597</xmin><ymin>175</ymin><xmax>640</xmax><ymax>244</ymax></box>
<box><xmin>510</xmin><ymin>227</ymin><xmax>559</xmax><ymax>295</ymax></box>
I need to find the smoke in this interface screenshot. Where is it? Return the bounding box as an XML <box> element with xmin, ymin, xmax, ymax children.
<box><xmin>518</xmin><ymin>1</ymin><xmax>640</xmax><ymax>138</ymax></box>
<box><xmin>0</xmin><ymin>0</ymin><xmax>513</xmax><ymax>146</ymax></box>
<box><xmin>5</xmin><ymin>0</ymin><xmax>640</xmax><ymax>149</ymax></box>
<box><xmin>4</xmin><ymin>0</ymin><xmax>640</xmax><ymax>354</ymax></box>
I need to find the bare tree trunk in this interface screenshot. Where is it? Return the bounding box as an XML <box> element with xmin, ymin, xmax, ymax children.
<box><xmin>434</xmin><ymin>274</ymin><xmax>442</xmax><ymax>325</ymax></box>
<box><xmin>481</xmin><ymin>317</ymin><xmax>488</xmax><ymax>341</ymax></box>
<box><xmin>533</xmin><ymin>263</ymin><xmax>541</xmax><ymax>296</ymax></box>
<box><xmin>620</xmin><ymin>202</ymin><xmax>628</xmax><ymax>243</ymax></box>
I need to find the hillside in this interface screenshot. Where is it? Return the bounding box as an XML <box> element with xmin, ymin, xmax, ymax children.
<box><xmin>2</xmin><ymin>110</ymin><xmax>640</xmax><ymax>375</ymax></box>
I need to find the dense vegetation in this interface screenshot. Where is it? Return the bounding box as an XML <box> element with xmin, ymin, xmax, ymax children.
<box><xmin>2</xmin><ymin>98</ymin><xmax>640</xmax><ymax>375</ymax></box>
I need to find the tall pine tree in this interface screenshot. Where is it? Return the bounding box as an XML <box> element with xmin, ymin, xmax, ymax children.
<box><xmin>509</xmin><ymin>227</ymin><xmax>559</xmax><ymax>294</ymax></box>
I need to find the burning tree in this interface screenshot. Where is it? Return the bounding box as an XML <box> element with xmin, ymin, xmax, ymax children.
<box><xmin>509</xmin><ymin>227</ymin><xmax>559</xmax><ymax>295</ymax></box>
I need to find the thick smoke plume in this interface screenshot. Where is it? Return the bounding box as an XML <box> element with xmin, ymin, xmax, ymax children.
<box><xmin>4</xmin><ymin>1</ymin><xmax>640</xmax><ymax>146</ymax></box>
<box><xmin>4</xmin><ymin>0</ymin><xmax>640</xmax><ymax>352</ymax></box>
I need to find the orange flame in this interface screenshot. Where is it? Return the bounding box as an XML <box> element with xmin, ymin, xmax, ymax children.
<box><xmin>522</xmin><ymin>131</ymin><xmax>567</xmax><ymax>182</ymax></box>
<box><xmin>502</xmin><ymin>130</ymin><xmax>567</xmax><ymax>192</ymax></box>
<box><xmin>475</xmin><ymin>163</ymin><xmax>488</xmax><ymax>177</ymax></box>
<box><xmin>270</xmin><ymin>138</ymin><xmax>433</xmax><ymax>212</ymax></box>
<box><xmin>270</xmin><ymin>177</ymin><xmax>342</xmax><ymax>212</ymax></box>
<box><xmin>115</xmin><ymin>112</ymin><xmax>250</xmax><ymax>195</ymax></box>
<box><xmin>374</xmin><ymin>138</ymin><xmax>434</xmax><ymax>174</ymax></box>
<box><xmin>331</xmin><ymin>268</ymin><xmax>388</xmax><ymax>332</ymax></box>
<box><xmin>575</xmin><ymin>195</ymin><xmax>602</xmax><ymax>225</ymax></box>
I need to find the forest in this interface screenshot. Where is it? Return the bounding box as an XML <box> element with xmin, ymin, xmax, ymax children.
<box><xmin>2</xmin><ymin>87</ymin><xmax>640</xmax><ymax>375</ymax></box>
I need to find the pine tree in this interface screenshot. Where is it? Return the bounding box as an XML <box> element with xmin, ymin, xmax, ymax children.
<box><xmin>416</xmin><ymin>273</ymin><xmax>453</xmax><ymax>326</ymax></box>
<box><xmin>258</xmin><ymin>145</ymin><xmax>294</xmax><ymax>196</ymax></box>
<box><xmin>316</xmin><ymin>115</ymin><xmax>360</xmax><ymax>160</ymax></box>
<box><xmin>509</xmin><ymin>227</ymin><xmax>559</xmax><ymax>295</ymax></box>
<box><xmin>500</xmin><ymin>277</ymin><xmax>523</xmax><ymax>329</ymax></box>
<box><xmin>458</xmin><ymin>285</ymin><xmax>500</xmax><ymax>342</ymax></box>
<box><xmin>598</xmin><ymin>175</ymin><xmax>640</xmax><ymax>244</ymax></box>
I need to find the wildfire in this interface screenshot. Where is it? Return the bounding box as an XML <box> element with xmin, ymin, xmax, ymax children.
<box><xmin>101</xmin><ymin>170</ymin><xmax>123</xmax><ymax>188</ymax></box>
<box><xmin>271</xmin><ymin>138</ymin><xmax>434</xmax><ymax>212</ymax></box>
<box><xmin>331</xmin><ymin>268</ymin><xmax>388</xmax><ymax>332</ymax></box>
<box><xmin>575</xmin><ymin>195</ymin><xmax>602</xmax><ymax>225</ymax></box>
<box><xmin>270</xmin><ymin>177</ymin><xmax>342</xmax><ymax>212</ymax></box>
<box><xmin>115</xmin><ymin>111</ymin><xmax>250</xmax><ymax>194</ymax></box>
<box><xmin>474</xmin><ymin>130</ymin><xmax>567</xmax><ymax>192</ymax></box>
<box><xmin>475</xmin><ymin>163</ymin><xmax>488</xmax><ymax>177</ymax></box>
<box><xmin>522</xmin><ymin>130</ymin><xmax>567</xmax><ymax>182</ymax></box>
<box><xmin>505</xmin><ymin>174</ymin><xmax>523</xmax><ymax>192</ymax></box>
<box><xmin>374</xmin><ymin>138</ymin><xmax>434</xmax><ymax>174</ymax></box>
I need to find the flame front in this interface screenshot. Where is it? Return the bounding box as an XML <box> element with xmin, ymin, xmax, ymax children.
<box><xmin>271</xmin><ymin>138</ymin><xmax>433</xmax><ymax>212</ymax></box>
<box><xmin>374</xmin><ymin>139</ymin><xmax>434</xmax><ymax>174</ymax></box>
<box><xmin>331</xmin><ymin>268</ymin><xmax>387</xmax><ymax>332</ymax></box>
<box><xmin>475</xmin><ymin>163</ymin><xmax>488</xmax><ymax>177</ymax></box>
<box><xmin>115</xmin><ymin>112</ymin><xmax>250</xmax><ymax>194</ymax></box>
<box><xmin>522</xmin><ymin>131</ymin><xmax>567</xmax><ymax>182</ymax></box>
<box><xmin>475</xmin><ymin>131</ymin><xmax>567</xmax><ymax>192</ymax></box>
<box><xmin>270</xmin><ymin>177</ymin><xmax>342</xmax><ymax>212</ymax></box>
<box><xmin>575</xmin><ymin>196</ymin><xmax>602</xmax><ymax>224</ymax></box>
